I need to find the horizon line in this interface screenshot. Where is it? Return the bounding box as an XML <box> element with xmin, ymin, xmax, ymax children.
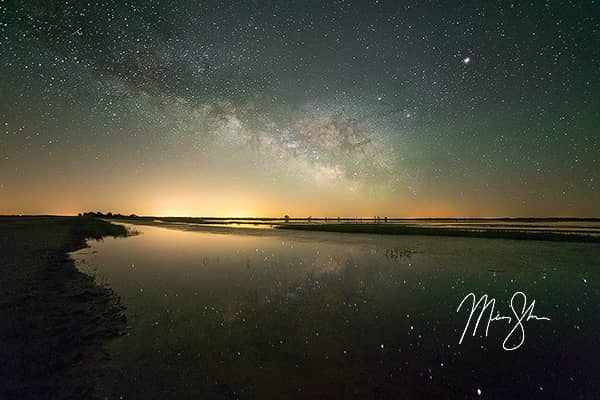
<box><xmin>2</xmin><ymin>213</ymin><xmax>600</xmax><ymax>221</ymax></box>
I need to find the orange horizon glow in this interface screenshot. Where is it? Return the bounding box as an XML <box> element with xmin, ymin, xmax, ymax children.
<box><xmin>1</xmin><ymin>210</ymin><xmax>597</xmax><ymax>219</ymax></box>
<box><xmin>2</xmin><ymin>169</ymin><xmax>598</xmax><ymax>219</ymax></box>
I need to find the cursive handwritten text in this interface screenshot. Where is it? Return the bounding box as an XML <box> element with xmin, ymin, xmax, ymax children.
<box><xmin>456</xmin><ymin>291</ymin><xmax>550</xmax><ymax>351</ymax></box>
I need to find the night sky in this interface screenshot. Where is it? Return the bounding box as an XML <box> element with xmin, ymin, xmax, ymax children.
<box><xmin>1</xmin><ymin>0</ymin><xmax>598</xmax><ymax>217</ymax></box>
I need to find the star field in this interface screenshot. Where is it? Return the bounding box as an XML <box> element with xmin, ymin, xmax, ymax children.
<box><xmin>1</xmin><ymin>0</ymin><xmax>598</xmax><ymax>216</ymax></box>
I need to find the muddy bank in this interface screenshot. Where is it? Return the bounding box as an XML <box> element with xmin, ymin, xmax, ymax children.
<box><xmin>0</xmin><ymin>216</ymin><xmax>128</xmax><ymax>400</ymax></box>
<box><xmin>277</xmin><ymin>223</ymin><xmax>600</xmax><ymax>243</ymax></box>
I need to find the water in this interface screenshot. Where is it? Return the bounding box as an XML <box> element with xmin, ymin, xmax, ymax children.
<box><xmin>71</xmin><ymin>222</ymin><xmax>600</xmax><ymax>399</ymax></box>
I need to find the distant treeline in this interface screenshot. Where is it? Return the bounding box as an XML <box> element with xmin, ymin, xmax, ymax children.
<box><xmin>80</xmin><ymin>211</ymin><xmax>139</xmax><ymax>218</ymax></box>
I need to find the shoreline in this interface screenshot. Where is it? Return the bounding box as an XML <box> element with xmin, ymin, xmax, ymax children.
<box><xmin>102</xmin><ymin>217</ymin><xmax>600</xmax><ymax>243</ymax></box>
<box><xmin>0</xmin><ymin>216</ymin><xmax>128</xmax><ymax>399</ymax></box>
<box><xmin>276</xmin><ymin>223</ymin><xmax>600</xmax><ymax>243</ymax></box>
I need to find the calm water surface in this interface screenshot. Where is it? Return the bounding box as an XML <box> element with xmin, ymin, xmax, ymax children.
<box><xmin>71</xmin><ymin>222</ymin><xmax>600</xmax><ymax>399</ymax></box>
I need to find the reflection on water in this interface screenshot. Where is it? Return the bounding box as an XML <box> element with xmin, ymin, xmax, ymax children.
<box><xmin>71</xmin><ymin>223</ymin><xmax>600</xmax><ymax>399</ymax></box>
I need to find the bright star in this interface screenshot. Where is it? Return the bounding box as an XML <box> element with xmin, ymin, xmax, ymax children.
<box><xmin>463</xmin><ymin>56</ymin><xmax>471</xmax><ymax>64</ymax></box>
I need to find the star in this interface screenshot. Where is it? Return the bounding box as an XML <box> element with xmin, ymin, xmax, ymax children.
<box><xmin>0</xmin><ymin>0</ymin><xmax>596</xmax><ymax>218</ymax></box>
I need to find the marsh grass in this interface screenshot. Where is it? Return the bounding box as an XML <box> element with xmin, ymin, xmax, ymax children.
<box><xmin>277</xmin><ymin>223</ymin><xmax>600</xmax><ymax>243</ymax></box>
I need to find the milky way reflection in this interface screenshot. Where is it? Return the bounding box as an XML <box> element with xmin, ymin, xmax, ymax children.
<box><xmin>71</xmin><ymin>222</ymin><xmax>600</xmax><ymax>399</ymax></box>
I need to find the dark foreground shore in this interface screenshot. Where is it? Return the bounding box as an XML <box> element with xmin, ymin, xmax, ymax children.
<box><xmin>277</xmin><ymin>223</ymin><xmax>600</xmax><ymax>242</ymax></box>
<box><xmin>0</xmin><ymin>216</ymin><xmax>128</xmax><ymax>400</ymax></box>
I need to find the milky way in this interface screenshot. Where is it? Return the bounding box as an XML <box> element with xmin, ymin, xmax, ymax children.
<box><xmin>1</xmin><ymin>0</ymin><xmax>598</xmax><ymax>216</ymax></box>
